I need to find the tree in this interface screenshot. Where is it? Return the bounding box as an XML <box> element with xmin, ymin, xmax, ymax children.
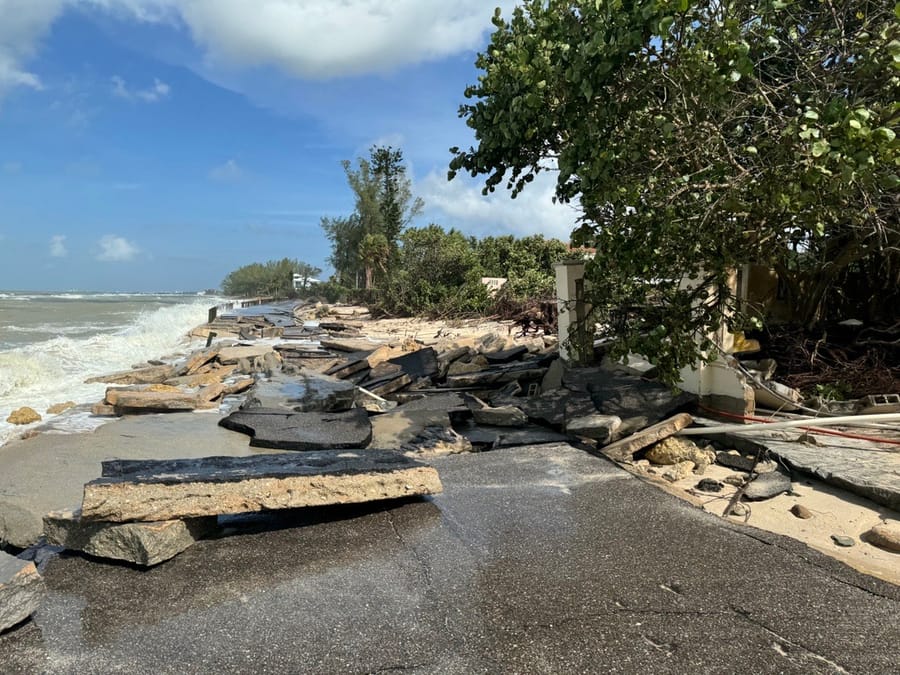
<box><xmin>450</xmin><ymin>0</ymin><xmax>899</xmax><ymax>383</ymax></box>
<box><xmin>322</xmin><ymin>146</ymin><xmax>423</xmax><ymax>288</ymax></box>
<box><xmin>221</xmin><ymin>258</ymin><xmax>319</xmax><ymax>298</ymax></box>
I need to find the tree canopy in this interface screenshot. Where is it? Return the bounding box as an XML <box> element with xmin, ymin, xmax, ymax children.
<box><xmin>221</xmin><ymin>258</ymin><xmax>321</xmax><ymax>298</ymax></box>
<box><xmin>322</xmin><ymin>145</ymin><xmax>423</xmax><ymax>289</ymax></box>
<box><xmin>451</xmin><ymin>0</ymin><xmax>899</xmax><ymax>382</ymax></box>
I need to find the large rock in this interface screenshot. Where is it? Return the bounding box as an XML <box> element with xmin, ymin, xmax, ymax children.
<box><xmin>601</xmin><ymin>413</ymin><xmax>694</xmax><ymax>462</ymax></box>
<box><xmin>219</xmin><ymin>408</ymin><xmax>372</xmax><ymax>450</ymax></box>
<box><xmin>645</xmin><ymin>437</ymin><xmax>716</xmax><ymax>474</ymax></box>
<box><xmin>217</xmin><ymin>345</ymin><xmax>277</xmax><ymax>365</ymax></box>
<box><xmin>863</xmin><ymin>523</ymin><xmax>900</xmax><ymax>553</ymax></box>
<box><xmin>6</xmin><ymin>407</ymin><xmax>41</xmax><ymax>425</ymax></box>
<box><xmin>79</xmin><ymin>451</ymin><xmax>443</xmax><ymax>522</ymax></box>
<box><xmin>0</xmin><ymin>551</ymin><xmax>45</xmax><ymax>633</ymax></box>
<box><xmin>467</xmin><ymin>397</ymin><xmax>529</xmax><ymax>427</ymax></box>
<box><xmin>105</xmin><ymin>387</ymin><xmax>220</xmax><ymax>413</ymax></box>
<box><xmin>242</xmin><ymin>371</ymin><xmax>356</xmax><ymax>413</ymax></box>
<box><xmin>44</xmin><ymin>509</ymin><xmax>216</xmax><ymax>566</ymax></box>
<box><xmin>85</xmin><ymin>364</ymin><xmax>176</xmax><ymax>385</ymax></box>
<box><xmin>46</xmin><ymin>401</ymin><xmax>76</xmax><ymax>415</ymax></box>
<box><xmin>563</xmin><ymin>369</ymin><xmax>695</xmax><ymax>425</ymax></box>
<box><xmin>565</xmin><ymin>414</ymin><xmax>622</xmax><ymax>444</ymax></box>
<box><xmin>386</xmin><ymin>347</ymin><xmax>438</xmax><ymax>380</ymax></box>
<box><xmin>744</xmin><ymin>467</ymin><xmax>792</xmax><ymax>501</ymax></box>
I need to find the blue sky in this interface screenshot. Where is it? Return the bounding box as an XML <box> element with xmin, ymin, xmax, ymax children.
<box><xmin>0</xmin><ymin>1</ymin><xmax>577</xmax><ymax>292</ymax></box>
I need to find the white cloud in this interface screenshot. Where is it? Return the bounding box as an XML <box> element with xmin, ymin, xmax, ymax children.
<box><xmin>0</xmin><ymin>0</ymin><xmax>65</xmax><ymax>98</ymax></box>
<box><xmin>1</xmin><ymin>1</ymin><xmax>515</xmax><ymax>101</ymax></box>
<box><xmin>149</xmin><ymin>0</ymin><xmax>516</xmax><ymax>78</ymax></box>
<box><xmin>419</xmin><ymin>170</ymin><xmax>580</xmax><ymax>242</ymax></box>
<box><xmin>49</xmin><ymin>234</ymin><xmax>68</xmax><ymax>257</ymax></box>
<box><xmin>111</xmin><ymin>75</ymin><xmax>171</xmax><ymax>102</ymax></box>
<box><xmin>96</xmin><ymin>234</ymin><xmax>139</xmax><ymax>261</ymax></box>
<box><xmin>209</xmin><ymin>158</ymin><xmax>242</xmax><ymax>182</ymax></box>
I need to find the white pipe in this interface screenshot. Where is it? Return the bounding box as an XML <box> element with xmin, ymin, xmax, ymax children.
<box><xmin>677</xmin><ymin>412</ymin><xmax>900</xmax><ymax>436</ymax></box>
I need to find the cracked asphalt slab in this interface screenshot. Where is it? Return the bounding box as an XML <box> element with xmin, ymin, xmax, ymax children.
<box><xmin>2</xmin><ymin>443</ymin><xmax>898</xmax><ymax>673</ymax></box>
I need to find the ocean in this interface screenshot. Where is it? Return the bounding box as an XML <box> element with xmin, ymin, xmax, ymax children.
<box><xmin>0</xmin><ymin>291</ymin><xmax>222</xmax><ymax>447</ymax></box>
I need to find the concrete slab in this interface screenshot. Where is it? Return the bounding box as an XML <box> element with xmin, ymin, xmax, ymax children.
<box><xmin>699</xmin><ymin>425</ymin><xmax>900</xmax><ymax>511</ymax></box>
<box><xmin>1</xmin><ymin>444</ymin><xmax>898</xmax><ymax>671</ymax></box>
<box><xmin>0</xmin><ymin>414</ymin><xmax>270</xmax><ymax>548</ymax></box>
<box><xmin>219</xmin><ymin>408</ymin><xmax>372</xmax><ymax>451</ymax></box>
<box><xmin>241</xmin><ymin>371</ymin><xmax>356</xmax><ymax>413</ymax></box>
<box><xmin>80</xmin><ymin>451</ymin><xmax>443</xmax><ymax>522</ymax></box>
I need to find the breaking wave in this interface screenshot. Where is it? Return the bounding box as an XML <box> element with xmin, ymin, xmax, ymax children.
<box><xmin>0</xmin><ymin>299</ymin><xmax>215</xmax><ymax>446</ymax></box>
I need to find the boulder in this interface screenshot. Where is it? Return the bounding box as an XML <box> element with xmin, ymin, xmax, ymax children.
<box><xmin>6</xmin><ymin>407</ymin><xmax>41</xmax><ymax>425</ymax></box>
<box><xmin>863</xmin><ymin>523</ymin><xmax>900</xmax><ymax>553</ymax></box>
<box><xmin>79</xmin><ymin>451</ymin><xmax>442</xmax><ymax>522</ymax></box>
<box><xmin>46</xmin><ymin>401</ymin><xmax>76</xmax><ymax>415</ymax></box>
<box><xmin>219</xmin><ymin>407</ymin><xmax>372</xmax><ymax>451</ymax></box>
<box><xmin>0</xmin><ymin>551</ymin><xmax>45</xmax><ymax>633</ymax></box>
<box><xmin>565</xmin><ymin>414</ymin><xmax>622</xmax><ymax>444</ymax></box>
<box><xmin>106</xmin><ymin>388</ymin><xmax>219</xmax><ymax>414</ymax></box>
<box><xmin>645</xmin><ymin>437</ymin><xmax>716</xmax><ymax>474</ymax></box>
<box><xmin>696</xmin><ymin>478</ymin><xmax>724</xmax><ymax>493</ymax></box>
<box><xmin>44</xmin><ymin>509</ymin><xmax>216</xmax><ymax>566</ymax></box>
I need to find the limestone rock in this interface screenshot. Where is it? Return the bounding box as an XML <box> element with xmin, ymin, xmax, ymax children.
<box><xmin>80</xmin><ymin>450</ymin><xmax>442</xmax><ymax>522</ymax></box>
<box><xmin>217</xmin><ymin>345</ymin><xmax>276</xmax><ymax>365</ymax></box>
<box><xmin>565</xmin><ymin>414</ymin><xmax>622</xmax><ymax>444</ymax></box>
<box><xmin>6</xmin><ymin>407</ymin><xmax>41</xmax><ymax>425</ymax></box>
<box><xmin>44</xmin><ymin>509</ymin><xmax>215</xmax><ymax>566</ymax></box>
<box><xmin>179</xmin><ymin>346</ymin><xmax>220</xmax><ymax>375</ymax></box>
<box><xmin>662</xmin><ymin>461</ymin><xmax>695</xmax><ymax>483</ymax></box>
<box><xmin>85</xmin><ymin>364</ymin><xmax>176</xmax><ymax>385</ymax></box>
<box><xmin>0</xmin><ymin>551</ymin><xmax>45</xmax><ymax>633</ymax></box>
<box><xmin>447</xmin><ymin>356</ymin><xmax>489</xmax><ymax>376</ymax></box>
<box><xmin>46</xmin><ymin>401</ymin><xmax>76</xmax><ymax>415</ymax></box>
<box><xmin>645</xmin><ymin>437</ymin><xmax>716</xmax><ymax>474</ymax></box>
<box><xmin>91</xmin><ymin>402</ymin><xmax>119</xmax><ymax>417</ymax></box>
<box><xmin>863</xmin><ymin>523</ymin><xmax>900</xmax><ymax>553</ymax></box>
<box><xmin>723</xmin><ymin>473</ymin><xmax>747</xmax><ymax>487</ymax></box>
<box><xmin>106</xmin><ymin>388</ymin><xmax>218</xmax><ymax>413</ymax></box>
<box><xmin>601</xmin><ymin>413</ymin><xmax>694</xmax><ymax>462</ymax></box>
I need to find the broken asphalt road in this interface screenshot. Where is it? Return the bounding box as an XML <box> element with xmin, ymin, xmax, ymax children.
<box><xmin>3</xmin><ymin>443</ymin><xmax>898</xmax><ymax>673</ymax></box>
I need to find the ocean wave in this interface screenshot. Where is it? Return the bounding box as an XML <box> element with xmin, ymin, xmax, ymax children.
<box><xmin>0</xmin><ymin>299</ymin><xmax>217</xmax><ymax>446</ymax></box>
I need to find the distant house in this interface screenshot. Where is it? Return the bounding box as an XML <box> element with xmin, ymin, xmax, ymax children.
<box><xmin>481</xmin><ymin>277</ymin><xmax>508</xmax><ymax>296</ymax></box>
<box><xmin>292</xmin><ymin>273</ymin><xmax>321</xmax><ymax>291</ymax></box>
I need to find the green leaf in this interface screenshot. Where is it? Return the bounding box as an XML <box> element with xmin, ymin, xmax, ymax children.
<box><xmin>874</xmin><ymin>127</ymin><xmax>897</xmax><ymax>142</ymax></box>
<box><xmin>803</xmin><ymin>110</ymin><xmax>819</xmax><ymax>120</ymax></box>
<box><xmin>848</xmin><ymin>119</ymin><xmax>862</xmax><ymax>129</ymax></box>
<box><xmin>811</xmin><ymin>140</ymin><xmax>830</xmax><ymax>157</ymax></box>
<box><xmin>745</xmin><ymin>146</ymin><xmax>758</xmax><ymax>154</ymax></box>
<box><xmin>729</xmin><ymin>70</ymin><xmax>742</xmax><ymax>82</ymax></box>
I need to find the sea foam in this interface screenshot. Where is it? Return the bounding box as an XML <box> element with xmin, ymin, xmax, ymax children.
<box><xmin>0</xmin><ymin>299</ymin><xmax>215</xmax><ymax>446</ymax></box>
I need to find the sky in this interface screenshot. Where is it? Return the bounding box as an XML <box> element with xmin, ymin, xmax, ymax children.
<box><xmin>0</xmin><ymin>0</ymin><xmax>579</xmax><ymax>292</ymax></box>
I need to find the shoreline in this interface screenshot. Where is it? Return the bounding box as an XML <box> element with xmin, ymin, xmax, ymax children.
<box><xmin>0</xmin><ymin>300</ymin><xmax>897</xmax><ymax>589</ymax></box>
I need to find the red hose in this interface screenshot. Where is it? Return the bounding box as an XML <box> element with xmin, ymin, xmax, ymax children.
<box><xmin>697</xmin><ymin>404</ymin><xmax>900</xmax><ymax>446</ymax></box>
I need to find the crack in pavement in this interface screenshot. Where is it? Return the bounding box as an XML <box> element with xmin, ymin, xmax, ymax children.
<box><xmin>731</xmin><ymin>606</ymin><xmax>852</xmax><ymax>674</ymax></box>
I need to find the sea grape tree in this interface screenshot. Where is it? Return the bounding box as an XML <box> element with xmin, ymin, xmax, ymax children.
<box><xmin>450</xmin><ymin>0</ymin><xmax>899</xmax><ymax>382</ymax></box>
